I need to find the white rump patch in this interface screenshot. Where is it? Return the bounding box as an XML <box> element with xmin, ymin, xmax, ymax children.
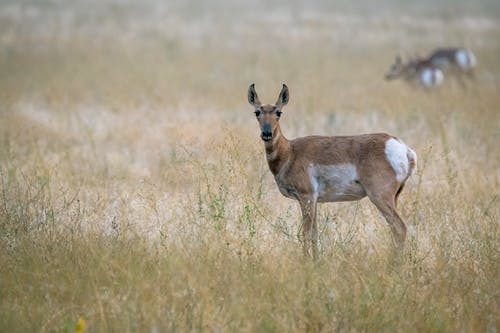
<box><xmin>467</xmin><ymin>50</ymin><xmax>477</xmax><ymax>68</ymax></box>
<box><xmin>455</xmin><ymin>50</ymin><xmax>471</xmax><ymax>69</ymax></box>
<box><xmin>385</xmin><ymin>138</ymin><xmax>411</xmax><ymax>182</ymax></box>
<box><xmin>420</xmin><ymin>68</ymin><xmax>443</xmax><ymax>87</ymax></box>
<box><xmin>456</xmin><ymin>49</ymin><xmax>477</xmax><ymax>69</ymax></box>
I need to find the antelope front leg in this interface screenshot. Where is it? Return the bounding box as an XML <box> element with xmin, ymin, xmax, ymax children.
<box><xmin>299</xmin><ymin>196</ymin><xmax>318</xmax><ymax>260</ymax></box>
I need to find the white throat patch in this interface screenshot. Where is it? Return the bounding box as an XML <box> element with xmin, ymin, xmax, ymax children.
<box><xmin>272</xmin><ymin>131</ymin><xmax>281</xmax><ymax>145</ymax></box>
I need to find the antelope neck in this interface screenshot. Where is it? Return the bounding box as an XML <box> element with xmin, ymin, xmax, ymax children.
<box><xmin>264</xmin><ymin>125</ymin><xmax>290</xmax><ymax>175</ymax></box>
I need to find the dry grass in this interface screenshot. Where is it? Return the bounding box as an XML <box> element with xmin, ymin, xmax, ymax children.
<box><xmin>1</xmin><ymin>0</ymin><xmax>499</xmax><ymax>332</ymax></box>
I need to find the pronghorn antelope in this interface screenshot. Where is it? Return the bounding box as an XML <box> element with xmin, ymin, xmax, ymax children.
<box><xmin>385</xmin><ymin>55</ymin><xmax>444</xmax><ymax>87</ymax></box>
<box><xmin>428</xmin><ymin>48</ymin><xmax>477</xmax><ymax>74</ymax></box>
<box><xmin>248</xmin><ymin>84</ymin><xmax>417</xmax><ymax>258</ymax></box>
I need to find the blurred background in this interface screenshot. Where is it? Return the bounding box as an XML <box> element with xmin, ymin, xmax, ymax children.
<box><xmin>1</xmin><ymin>1</ymin><xmax>499</xmax><ymax>332</ymax></box>
<box><xmin>2</xmin><ymin>0</ymin><xmax>500</xmax><ymax>106</ymax></box>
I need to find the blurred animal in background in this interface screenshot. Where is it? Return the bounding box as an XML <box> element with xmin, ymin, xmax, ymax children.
<box><xmin>385</xmin><ymin>55</ymin><xmax>444</xmax><ymax>88</ymax></box>
<box><xmin>427</xmin><ymin>48</ymin><xmax>477</xmax><ymax>77</ymax></box>
<box><xmin>385</xmin><ymin>48</ymin><xmax>477</xmax><ymax>88</ymax></box>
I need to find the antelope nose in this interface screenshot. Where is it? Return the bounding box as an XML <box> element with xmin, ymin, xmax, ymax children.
<box><xmin>261</xmin><ymin>124</ymin><xmax>272</xmax><ymax>142</ymax></box>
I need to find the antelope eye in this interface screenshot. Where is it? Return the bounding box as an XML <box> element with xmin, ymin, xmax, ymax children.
<box><xmin>276</xmin><ymin>110</ymin><xmax>282</xmax><ymax>117</ymax></box>
<box><xmin>254</xmin><ymin>110</ymin><xmax>261</xmax><ymax>117</ymax></box>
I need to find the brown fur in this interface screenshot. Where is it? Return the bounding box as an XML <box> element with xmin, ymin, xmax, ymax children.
<box><xmin>248</xmin><ymin>84</ymin><xmax>416</xmax><ymax>258</ymax></box>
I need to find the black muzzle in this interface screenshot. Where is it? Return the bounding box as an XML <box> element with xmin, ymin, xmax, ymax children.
<box><xmin>261</xmin><ymin>123</ymin><xmax>272</xmax><ymax>142</ymax></box>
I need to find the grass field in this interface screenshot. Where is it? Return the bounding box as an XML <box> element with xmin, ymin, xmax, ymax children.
<box><xmin>1</xmin><ymin>0</ymin><xmax>499</xmax><ymax>332</ymax></box>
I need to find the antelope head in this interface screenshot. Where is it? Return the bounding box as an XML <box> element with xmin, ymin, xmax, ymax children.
<box><xmin>247</xmin><ymin>83</ymin><xmax>289</xmax><ymax>142</ymax></box>
<box><xmin>385</xmin><ymin>55</ymin><xmax>404</xmax><ymax>80</ymax></box>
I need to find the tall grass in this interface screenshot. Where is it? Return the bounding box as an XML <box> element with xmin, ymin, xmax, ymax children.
<box><xmin>1</xmin><ymin>0</ymin><xmax>499</xmax><ymax>332</ymax></box>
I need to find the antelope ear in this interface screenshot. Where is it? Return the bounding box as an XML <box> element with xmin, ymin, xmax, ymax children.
<box><xmin>276</xmin><ymin>84</ymin><xmax>289</xmax><ymax>107</ymax></box>
<box><xmin>248</xmin><ymin>83</ymin><xmax>261</xmax><ymax>107</ymax></box>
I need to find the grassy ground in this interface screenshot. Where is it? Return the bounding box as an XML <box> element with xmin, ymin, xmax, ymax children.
<box><xmin>1</xmin><ymin>0</ymin><xmax>499</xmax><ymax>332</ymax></box>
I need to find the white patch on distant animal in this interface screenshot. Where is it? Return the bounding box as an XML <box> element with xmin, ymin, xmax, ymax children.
<box><xmin>433</xmin><ymin>69</ymin><xmax>444</xmax><ymax>85</ymax></box>
<box><xmin>455</xmin><ymin>49</ymin><xmax>476</xmax><ymax>70</ymax></box>
<box><xmin>385</xmin><ymin>138</ymin><xmax>412</xmax><ymax>182</ymax></box>
<box><xmin>467</xmin><ymin>50</ymin><xmax>477</xmax><ymax>68</ymax></box>
<box><xmin>455</xmin><ymin>50</ymin><xmax>468</xmax><ymax>69</ymax></box>
<box><xmin>308</xmin><ymin>163</ymin><xmax>366</xmax><ymax>202</ymax></box>
<box><xmin>420</xmin><ymin>68</ymin><xmax>443</xmax><ymax>87</ymax></box>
